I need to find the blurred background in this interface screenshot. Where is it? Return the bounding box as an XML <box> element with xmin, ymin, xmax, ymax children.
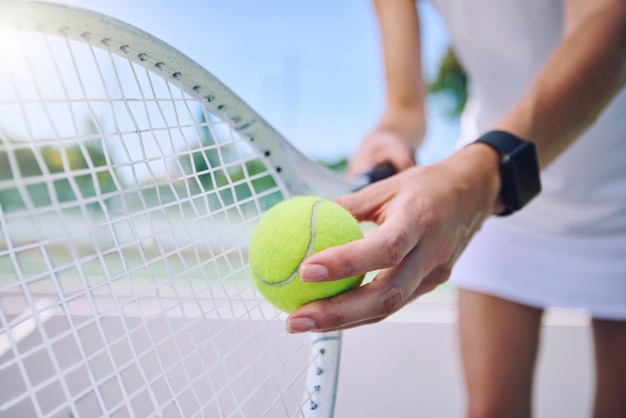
<box><xmin>54</xmin><ymin>0</ymin><xmax>464</xmax><ymax>169</ymax></box>
<box><xmin>26</xmin><ymin>1</ymin><xmax>593</xmax><ymax>417</ymax></box>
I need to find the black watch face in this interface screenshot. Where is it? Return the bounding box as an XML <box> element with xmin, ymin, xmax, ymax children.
<box><xmin>508</xmin><ymin>142</ymin><xmax>541</xmax><ymax>210</ymax></box>
<box><xmin>475</xmin><ymin>131</ymin><xmax>542</xmax><ymax>215</ymax></box>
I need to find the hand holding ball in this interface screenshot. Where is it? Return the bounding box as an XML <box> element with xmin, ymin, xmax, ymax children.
<box><xmin>249</xmin><ymin>196</ymin><xmax>364</xmax><ymax>313</ymax></box>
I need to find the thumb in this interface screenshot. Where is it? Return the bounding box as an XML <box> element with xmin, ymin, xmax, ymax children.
<box><xmin>334</xmin><ymin>178</ymin><xmax>397</xmax><ymax>223</ymax></box>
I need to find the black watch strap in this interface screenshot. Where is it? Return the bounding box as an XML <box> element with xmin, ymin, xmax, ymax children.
<box><xmin>475</xmin><ymin>131</ymin><xmax>541</xmax><ymax>216</ymax></box>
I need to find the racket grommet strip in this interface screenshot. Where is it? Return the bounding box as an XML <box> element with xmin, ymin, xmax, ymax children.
<box><xmin>0</xmin><ymin>2</ymin><xmax>352</xmax><ymax>415</ymax></box>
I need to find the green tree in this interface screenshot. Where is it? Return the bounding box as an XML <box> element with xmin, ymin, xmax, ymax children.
<box><xmin>179</xmin><ymin>112</ymin><xmax>280</xmax><ymax>210</ymax></box>
<box><xmin>0</xmin><ymin>133</ymin><xmax>117</xmax><ymax>212</ymax></box>
<box><xmin>429</xmin><ymin>46</ymin><xmax>468</xmax><ymax>118</ymax></box>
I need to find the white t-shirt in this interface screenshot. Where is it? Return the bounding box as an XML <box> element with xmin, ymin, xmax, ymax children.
<box><xmin>431</xmin><ymin>0</ymin><xmax>626</xmax><ymax>318</ymax></box>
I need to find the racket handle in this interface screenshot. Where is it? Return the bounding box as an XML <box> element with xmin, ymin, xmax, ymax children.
<box><xmin>353</xmin><ymin>162</ymin><xmax>397</xmax><ymax>191</ymax></box>
<box><xmin>364</xmin><ymin>162</ymin><xmax>397</xmax><ymax>183</ymax></box>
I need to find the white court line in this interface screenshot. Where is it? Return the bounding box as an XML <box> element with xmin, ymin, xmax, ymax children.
<box><xmin>1</xmin><ymin>294</ymin><xmax>280</xmax><ymax>321</ymax></box>
<box><xmin>386</xmin><ymin>287</ymin><xmax>591</xmax><ymax>327</ymax></box>
<box><xmin>0</xmin><ymin>298</ymin><xmax>57</xmax><ymax>357</ymax></box>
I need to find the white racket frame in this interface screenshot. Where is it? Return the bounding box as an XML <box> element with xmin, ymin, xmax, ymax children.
<box><xmin>0</xmin><ymin>1</ymin><xmax>353</xmax><ymax>417</ymax></box>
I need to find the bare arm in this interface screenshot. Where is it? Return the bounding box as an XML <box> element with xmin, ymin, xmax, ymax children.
<box><xmin>286</xmin><ymin>0</ymin><xmax>626</xmax><ymax>333</ymax></box>
<box><xmin>374</xmin><ymin>0</ymin><xmax>426</xmax><ymax>132</ymax></box>
<box><xmin>493</xmin><ymin>0</ymin><xmax>626</xmax><ymax>168</ymax></box>
<box><xmin>348</xmin><ymin>0</ymin><xmax>426</xmax><ymax>176</ymax></box>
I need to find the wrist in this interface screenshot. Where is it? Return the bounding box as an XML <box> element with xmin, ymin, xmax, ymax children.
<box><xmin>378</xmin><ymin>104</ymin><xmax>426</xmax><ymax>150</ymax></box>
<box><xmin>473</xmin><ymin>131</ymin><xmax>542</xmax><ymax>216</ymax></box>
<box><xmin>443</xmin><ymin>143</ymin><xmax>504</xmax><ymax>218</ymax></box>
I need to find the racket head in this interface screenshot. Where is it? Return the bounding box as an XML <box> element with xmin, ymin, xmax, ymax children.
<box><xmin>0</xmin><ymin>2</ymin><xmax>356</xmax><ymax>417</ymax></box>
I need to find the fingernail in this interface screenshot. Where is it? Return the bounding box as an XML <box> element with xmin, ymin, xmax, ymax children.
<box><xmin>300</xmin><ymin>264</ymin><xmax>328</xmax><ymax>282</ymax></box>
<box><xmin>286</xmin><ymin>318</ymin><xmax>315</xmax><ymax>334</ymax></box>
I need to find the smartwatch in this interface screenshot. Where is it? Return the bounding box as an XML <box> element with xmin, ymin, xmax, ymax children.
<box><xmin>474</xmin><ymin>131</ymin><xmax>542</xmax><ymax>216</ymax></box>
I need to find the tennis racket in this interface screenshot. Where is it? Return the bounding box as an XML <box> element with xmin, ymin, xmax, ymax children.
<box><xmin>0</xmin><ymin>2</ymin><xmax>395</xmax><ymax>417</ymax></box>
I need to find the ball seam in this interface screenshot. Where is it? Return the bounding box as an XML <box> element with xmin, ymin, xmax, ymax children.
<box><xmin>255</xmin><ymin>199</ymin><xmax>322</xmax><ymax>287</ymax></box>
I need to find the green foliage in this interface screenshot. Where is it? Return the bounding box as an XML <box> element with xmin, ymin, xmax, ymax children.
<box><xmin>318</xmin><ymin>46</ymin><xmax>468</xmax><ymax>168</ymax></box>
<box><xmin>0</xmin><ymin>138</ymin><xmax>117</xmax><ymax>212</ymax></box>
<box><xmin>429</xmin><ymin>46</ymin><xmax>468</xmax><ymax>118</ymax></box>
<box><xmin>321</xmin><ymin>158</ymin><xmax>348</xmax><ymax>173</ymax></box>
<box><xmin>178</xmin><ymin>113</ymin><xmax>281</xmax><ymax>211</ymax></box>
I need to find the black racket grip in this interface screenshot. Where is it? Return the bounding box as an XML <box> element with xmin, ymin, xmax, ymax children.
<box><xmin>353</xmin><ymin>162</ymin><xmax>397</xmax><ymax>191</ymax></box>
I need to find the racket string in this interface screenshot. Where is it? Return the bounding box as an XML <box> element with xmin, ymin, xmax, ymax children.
<box><xmin>0</xmin><ymin>11</ymin><xmax>326</xmax><ymax>417</ymax></box>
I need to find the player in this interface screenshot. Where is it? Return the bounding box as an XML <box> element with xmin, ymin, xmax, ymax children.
<box><xmin>287</xmin><ymin>1</ymin><xmax>626</xmax><ymax>416</ymax></box>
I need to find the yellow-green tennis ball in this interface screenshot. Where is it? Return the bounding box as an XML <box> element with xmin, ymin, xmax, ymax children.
<box><xmin>249</xmin><ymin>196</ymin><xmax>364</xmax><ymax>313</ymax></box>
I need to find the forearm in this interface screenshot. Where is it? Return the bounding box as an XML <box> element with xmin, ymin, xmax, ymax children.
<box><xmin>373</xmin><ymin>0</ymin><xmax>427</xmax><ymax>144</ymax></box>
<box><xmin>494</xmin><ymin>1</ymin><xmax>626</xmax><ymax>168</ymax></box>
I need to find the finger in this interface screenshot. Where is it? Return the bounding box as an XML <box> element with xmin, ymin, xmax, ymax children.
<box><xmin>331</xmin><ymin>266</ymin><xmax>451</xmax><ymax>332</ymax></box>
<box><xmin>391</xmin><ymin>150</ymin><xmax>417</xmax><ymax>172</ymax></box>
<box><xmin>299</xmin><ymin>217</ymin><xmax>417</xmax><ymax>282</ymax></box>
<box><xmin>288</xmin><ymin>262</ymin><xmax>452</xmax><ymax>333</ymax></box>
<box><xmin>347</xmin><ymin>152</ymin><xmax>414</xmax><ymax>180</ymax></box>
<box><xmin>285</xmin><ymin>300</ymin><xmax>381</xmax><ymax>334</ymax></box>
<box><xmin>287</xmin><ymin>269</ymin><xmax>412</xmax><ymax>333</ymax></box>
<box><xmin>289</xmin><ymin>246</ymin><xmax>428</xmax><ymax>332</ymax></box>
<box><xmin>347</xmin><ymin>158</ymin><xmax>379</xmax><ymax>180</ymax></box>
<box><xmin>355</xmin><ymin>162</ymin><xmax>398</xmax><ymax>186</ymax></box>
<box><xmin>334</xmin><ymin>179</ymin><xmax>397</xmax><ymax>222</ymax></box>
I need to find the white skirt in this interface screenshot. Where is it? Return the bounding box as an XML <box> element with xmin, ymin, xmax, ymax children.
<box><xmin>450</xmin><ymin>217</ymin><xmax>626</xmax><ymax>320</ymax></box>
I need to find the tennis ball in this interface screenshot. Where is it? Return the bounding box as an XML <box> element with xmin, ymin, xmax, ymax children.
<box><xmin>249</xmin><ymin>196</ymin><xmax>364</xmax><ymax>313</ymax></box>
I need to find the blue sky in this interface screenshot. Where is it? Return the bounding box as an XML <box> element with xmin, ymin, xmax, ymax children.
<box><xmin>57</xmin><ymin>0</ymin><xmax>458</xmax><ymax>164</ymax></box>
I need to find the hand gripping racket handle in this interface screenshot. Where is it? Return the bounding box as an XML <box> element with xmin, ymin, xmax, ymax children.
<box><xmin>353</xmin><ymin>162</ymin><xmax>398</xmax><ymax>191</ymax></box>
<box><xmin>305</xmin><ymin>160</ymin><xmax>397</xmax><ymax>416</ymax></box>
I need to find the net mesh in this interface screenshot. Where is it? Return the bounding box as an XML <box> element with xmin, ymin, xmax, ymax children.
<box><xmin>0</xmin><ymin>22</ymin><xmax>321</xmax><ymax>418</ymax></box>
